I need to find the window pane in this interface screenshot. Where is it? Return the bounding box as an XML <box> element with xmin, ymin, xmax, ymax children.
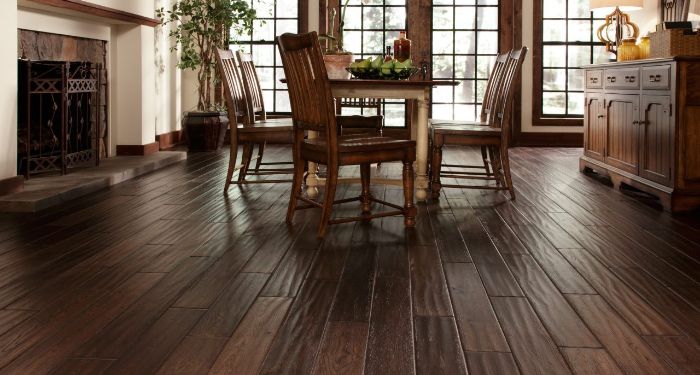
<box><xmin>433</xmin><ymin>1</ymin><xmax>498</xmax><ymax>122</ymax></box>
<box><xmin>540</xmin><ymin>0</ymin><xmax>604</xmax><ymax>117</ymax></box>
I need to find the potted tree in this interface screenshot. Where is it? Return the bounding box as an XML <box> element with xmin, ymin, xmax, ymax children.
<box><xmin>321</xmin><ymin>0</ymin><xmax>353</xmax><ymax>79</ymax></box>
<box><xmin>158</xmin><ymin>0</ymin><xmax>256</xmax><ymax>151</ymax></box>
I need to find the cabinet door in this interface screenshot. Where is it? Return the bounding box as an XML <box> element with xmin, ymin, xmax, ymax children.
<box><xmin>605</xmin><ymin>94</ymin><xmax>640</xmax><ymax>174</ymax></box>
<box><xmin>584</xmin><ymin>94</ymin><xmax>605</xmax><ymax>161</ymax></box>
<box><xmin>640</xmin><ymin>95</ymin><xmax>673</xmax><ymax>186</ymax></box>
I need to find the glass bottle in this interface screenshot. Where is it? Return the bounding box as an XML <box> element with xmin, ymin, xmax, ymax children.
<box><xmin>384</xmin><ymin>46</ymin><xmax>393</xmax><ymax>62</ymax></box>
<box><xmin>393</xmin><ymin>31</ymin><xmax>411</xmax><ymax>62</ymax></box>
<box><xmin>617</xmin><ymin>38</ymin><xmax>639</xmax><ymax>62</ymax></box>
<box><xmin>638</xmin><ymin>36</ymin><xmax>650</xmax><ymax>59</ymax></box>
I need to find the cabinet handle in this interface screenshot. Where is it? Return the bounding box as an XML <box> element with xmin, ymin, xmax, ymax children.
<box><xmin>648</xmin><ymin>74</ymin><xmax>662</xmax><ymax>83</ymax></box>
<box><xmin>607</xmin><ymin>76</ymin><xmax>617</xmax><ymax>83</ymax></box>
<box><xmin>629</xmin><ymin>76</ymin><xmax>636</xmax><ymax>83</ymax></box>
<box><xmin>590</xmin><ymin>77</ymin><xmax>598</xmax><ymax>83</ymax></box>
<box><xmin>597</xmin><ymin>114</ymin><xmax>605</xmax><ymax>118</ymax></box>
<box><xmin>632</xmin><ymin>120</ymin><xmax>639</xmax><ymax>125</ymax></box>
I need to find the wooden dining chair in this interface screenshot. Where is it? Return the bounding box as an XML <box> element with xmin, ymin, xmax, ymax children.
<box><xmin>216</xmin><ymin>48</ymin><xmax>294</xmax><ymax>193</ymax></box>
<box><xmin>430</xmin><ymin>47</ymin><xmax>528</xmax><ymax>200</ymax></box>
<box><xmin>277</xmin><ymin>31</ymin><xmax>417</xmax><ymax>237</ymax></box>
<box><xmin>430</xmin><ymin>52</ymin><xmax>509</xmax><ymax>178</ymax></box>
<box><xmin>235</xmin><ymin>51</ymin><xmax>295</xmax><ymax>176</ymax></box>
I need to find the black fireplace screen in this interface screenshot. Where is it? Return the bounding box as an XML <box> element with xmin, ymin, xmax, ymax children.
<box><xmin>18</xmin><ymin>60</ymin><xmax>102</xmax><ymax>178</ymax></box>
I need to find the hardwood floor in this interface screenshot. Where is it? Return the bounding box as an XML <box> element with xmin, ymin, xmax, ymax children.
<box><xmin>0</xmin><ymin>146</ymin><xmax>698</xmax><ymax>374</ymax></box>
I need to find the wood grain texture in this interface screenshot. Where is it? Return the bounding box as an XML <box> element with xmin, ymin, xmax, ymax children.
<box><xmin>409</xmin><ymin>244</ymin><xmax>453</xmax><ymax>317</ymax></box>
<box><xmin>466</xmin><ymin>352</ymin><xmax>520</xmax><ymax>375</ymax></box>
<box><xmin>209</xmin><ymin>297</ymin><xmax>292</xmax><ymax>375</ymax></box>
<box><xmin>644</xmin><ymin>335</ymin><xmax>700</xmax><ymax>374</ymax></box>
<box><xmin>414</xmin><ymin>316</ymin><xmax>468</xmax><ymax>375</ymax></box>
<box><xmin>490</xmin><ymin>297</ymin><xmax>571</xmax><ymax>375</ymax></box>
<box><xmin>312</xmin><ymin>322</ymin><xmax>368</xmax><ymax>375</ymax></box>
<box><xmin>444</xmin><ymin>262</ymin><xmax>510</xmax><ymax>352</ymax></box>
<box><xmin>155</xmin><ymin>336</ymin><xmax>227</xmax><ymax>375</ymax></box>
<box><xmin>364</xmin><ymin>276</ymin><xmax>415</xmax><ymax>375</ymax></box>
<box><xmin>562</xmin><ymin>348</ymin><xmax>624</xmax><ymax>375</ymax></box>
<box><xmin>567</xmin><ymin>294</ymin><xmax>676</xmax><ymax>375</ymax></box>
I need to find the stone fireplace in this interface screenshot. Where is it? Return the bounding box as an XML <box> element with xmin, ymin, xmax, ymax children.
<box><xmin>17</xmin><ymin>30</ymin><xmax>108</xmax><ymax>177</ymax></box>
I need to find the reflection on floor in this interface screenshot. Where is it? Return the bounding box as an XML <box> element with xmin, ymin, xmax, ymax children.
<box><xmin>0</xmin><ymin>146</ymin><xmax>698</xmax><ymax>374</ymax></box>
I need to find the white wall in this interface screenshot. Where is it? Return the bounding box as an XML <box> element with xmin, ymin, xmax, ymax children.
<box><xmin>83</xmin><ymin>0</ymin><xmax>154</xmax><ymax>18</ymax></box>
<box><xmin>520</xmin><ymin>0</ymin><xmax>662</xmax><ymax>134</ymax></box>
<box><xmin>0</xmin><ymin>3</ymin><xmax>18</xmax><ymax>180</ymax></box>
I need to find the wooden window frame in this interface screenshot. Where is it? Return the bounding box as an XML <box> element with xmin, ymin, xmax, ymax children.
<box><xmin>531</xmin><ymin>0</ymin><xmax>603</xmax><ymax>127</ymax></box>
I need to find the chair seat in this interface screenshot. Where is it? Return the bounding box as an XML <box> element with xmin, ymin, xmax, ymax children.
<box><xmin>431</xmin><ymin>122</ymin><xmax>501</xmax><ymax>136</ymax></box>
<box><xmin>238</xmin><ymin>119</ymin><xmax>293</xmax><ymax>133</ymax></box>
<box><xmin>429</xmin><ymin>119</ymin><xmax>488</xmax><ymax>127</ymax></box>
<box><xmin>304</xmin><ymin>135</ymin><xmax>414</xmax><ymax>153</ymax></box>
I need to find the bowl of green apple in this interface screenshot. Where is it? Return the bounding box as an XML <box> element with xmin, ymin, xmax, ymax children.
<box><xmin>347</xmin><ymin>56</ymin><xmax>418</xmax><ymax>80</ymax></box>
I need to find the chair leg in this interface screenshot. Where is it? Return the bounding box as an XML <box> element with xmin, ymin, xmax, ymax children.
<box><xmin>500</xmin><ymin>146</ymin><xmax>515</xmax><ymax>200</ymax></box>
<box><xmin>224</xmin><ymin>136</ymin><xmax>238</xmax><ymax>194</ymax></box>
<box><xmin>480</xmin><ymin>146</ymin><xmax>492</xmax><ymax>176</ymax></box>
<box><xmin>403</xmin><ymin>160</ymin><xmax>417</xmax><ymax>227</ymax></box>
<box><xmin>254</xmin><ymin>142</ymin><xmax>265</xmax><ymax>172</ymax></box>
<box><xmin>430</xmin><ymin>143</ymin><xmax>443</xmax><ymax>199</ymax></box>
<box><xmin>318</xmin><ymin>163</ymin><xmax>339</xmax><ymax>238</ymax></box>
<box><xmin>360</xmin><ymin>163</ymin><xmax>372</xmax><ymax>219</ymax></box>
<box><xmin>490</xmin><ymin>146</ymin><xmax>504</xmax><ymax>186</ymax></box>
<box><xmin>286</xmin><ymin>157</ymin><xmax>306</xmax><ymax>224</ymax></box>
<box><xmin>237</xmin><ymin>143</ymin><xmax>253</xmax><ymax>183</ymax></box>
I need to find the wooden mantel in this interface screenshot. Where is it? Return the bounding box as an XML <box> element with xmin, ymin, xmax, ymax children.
<box><xmin>23</xmin><ymin>0</ymin><xmax>160</xmax><ymax>27</ymax></box>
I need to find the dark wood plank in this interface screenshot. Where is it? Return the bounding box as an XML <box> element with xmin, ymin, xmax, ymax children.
<box><xmin>612</xmin><ymin>267</ymin><xmax>700</xmax><ymax>344</ymax></box>
<box><xmin>502</xmin><ymin>254</ymin><xmax>600</xmax><ymax>348</ymax></box>
<box><xmin>103</xmin><ymin>308</ymin><xmax>205</xmax><ymax>375</ymax></box>
<box><xmin>490</xmin><ymin>297</ymin><xmax>571</xmax><ymax>375</ymax></box>
<box><xmin>560</xmin><ymin>248</ymin><xmax>679</xmax><ymax>335</ymax></box>
<box><xmin>364</xmin><ymin>276</ymin><xmax>415</xmax><ymax>375</ymax></box>
<box><xmin>409</xmin><ymin>244</ymin><xmax>453</xmax><ymax>317</ymax></box>
<box><xmin>414</xmin><ymin>316</ymin><xmax>468</xmax><ymax>375</ymax></box>
<box><xmin>155</xmin><ymin>336</ymin><xmax>227</xmax><ymax>375</ymax></box>
<box><xmin>50</xmin><ymin>358</ymin><xmax>114</xmax><ymax>375</ymax></box>
<box><xmin>644</xmin><ymin>335</ymin><xmax>700</xmax><ymax>374</ymax></box>
<box><xmin>567</xmin><ymin>294</ymin><xmax>676</xmax><ymax>375</ymax></box>
<box><xmin>188</xmin><ymin>272</ymin><xmax>268</xmax><ymax>338</ymax></box>
<box><xmin>261</xmin><ymin>247</ymin><xmax>317</xmax><ymax>297</ymax></box>
<box><xmin>258</xmin><ymin>279</ymin><xmax>338</xmax><ymax>375</ymax></box>
<box><xmin>508</xmin><ymin>224</ymin><xmax>595</xmax><ymax>294</ymax></box>
<box><xmin>561</xmin><ymin>348</ymin><xmax>624</xmax><ymax>375</ymax></box>
<box><xmin>450</xmin><ymin>202</ymin><xmax>524</xmax><ymax>297</ymax></box>
<box><xmin>209</xmin><ymin>297</ymin><xmax>292</xmax><ymax>375</ymax></box>
<box><xmin>429</xmin><ymin>212</ymin><xmax>472</xmax><ymax>263</ymax></box>
<box><xmin>329</xmin><ymin>243</ymin><xmax>375</xmax><ymax>322</ymax></box>
<box><xmin>173</xmin><ymin>235</ymin><xmax>262</xmax><ymax>308</ymax></box>
<box><xmin>73</xmin><ymin>257</ymin><xmax>216</xmax><ymax>358</ymax></box>
<box><xmin>0</xmin><ymin>310</ymin><xmax>35</xmax><ymax>337</ymax></box>
<box><xmin>466</xmin><ymin>352</ymin><xmax>520</xmax><ymax>375</ymax></box>
<box><xmin>312</xmin><ymin>322</ymin><xmax>368</xmax><ymax>375</ymax></box>
<box><xmin>443</xmin><ymin>262</ymin><xmax>510</xmax><ymax>352</ymax></box>
<box><xmin>1</xmin><ymin>272</ymin><xmax>162</xmax><ymax>374</ymax></box>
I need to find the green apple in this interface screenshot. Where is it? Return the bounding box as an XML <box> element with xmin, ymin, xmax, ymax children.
<box><xmin>393</xmin><ymin>59</ymin><xmax>408</xmax><ymax>73</ymax></box>
<box><xmin>357</xmin><ymin>59</ymin><xmax>371</xmax><ymax>69</ymax></box>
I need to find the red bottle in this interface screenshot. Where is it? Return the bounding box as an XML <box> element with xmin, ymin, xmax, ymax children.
<box><xmin>393</xmin><ymin>31</ymin><xmax>411</xmax><ymax>62</ymax></box>
<box><xmin>384</xmin><ymin>46</ymin><xmax>393</xmax><ymax>62</ymax></box>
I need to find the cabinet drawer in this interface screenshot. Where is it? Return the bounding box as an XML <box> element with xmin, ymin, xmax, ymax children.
<box><xmin>604</xmin><ymin>68</ymin><xmax>640</xmax><ymax>90</ymax></box>
<box><xmin>642</xmin><ymin>65</ymin><xmax>671</xmax><ymax>89</ymax></box>
<box><xmin>586</xmin><ymin>70</ymin><xmax>603</xmax><ymax>88</ymax></box>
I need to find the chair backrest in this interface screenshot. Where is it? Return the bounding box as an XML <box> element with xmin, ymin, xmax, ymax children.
<box><xmin>235</xmin><ymin>51</ymin><xmax>267</xmax><ymax>122</ymax></box>
<box><xmin>216</xmin><ymin>48</ymin><xmax>250</xmax><ymax>127</ymax></box>
<box><xmin>479</xmin><ymin>52</ymin><xmax>509</xmax><ymax>124</ymax></box>
<box><xmin>492</xmin><ymin>46</ymin><xmax>528</xmax><ymax>145</ymax></box>
<box><xmin>277</xmin><ymin>32</ymin><xmax>339</xmax><ymax>153</ymax></box>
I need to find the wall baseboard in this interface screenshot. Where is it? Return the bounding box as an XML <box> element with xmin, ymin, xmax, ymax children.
<box><xmin>116</xmin><ymin>142</ymin><xmax>160</xmax><ymax>156</ymax></box>
<box><xmin>515</xmin><ymin>132</ymin><xmax>583</xmax><ymax>147</ymax></box>
<box><xmin>0</xmin><ymin>176</ymin><xmax>25</xmax><ymax>196</ymax></box>
<box><xmin>156</xmin><ymin>130</ymin><xmax>183</xmax><ymax>150</ymax></box>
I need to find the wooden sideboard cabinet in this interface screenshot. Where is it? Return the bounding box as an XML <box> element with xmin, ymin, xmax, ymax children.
<box><xmin>581</xmin><ymin>57</ymin><xmax>700</xmax><ymax>212</ymax></box>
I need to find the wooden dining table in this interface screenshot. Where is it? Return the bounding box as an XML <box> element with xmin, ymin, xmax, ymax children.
<box><xmin>300</xmin><ymin>78</ymin><xmax>459</xmax><ymax>202</ymax></box>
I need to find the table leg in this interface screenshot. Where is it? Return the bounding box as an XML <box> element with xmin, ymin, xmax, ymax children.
<box><xmin>415</xmin><ymin>91</ymin><xmax>430</xmax><ymax>201</ymax></box>
<box><xmin>305</xmin><ymin>131</ymin><xmax>319</xmax><ymax>198</ymax></box>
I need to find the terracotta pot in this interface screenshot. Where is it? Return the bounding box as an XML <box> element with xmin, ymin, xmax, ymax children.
<box><xmin>323</xmin><ymin>53</ymin><xmax>353</xmax><ymax>79</ymax></box>
<box><xmin>183</xmin><ymin>111</ymin><xmax>229</xmax><ymax>152</ymax></box>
